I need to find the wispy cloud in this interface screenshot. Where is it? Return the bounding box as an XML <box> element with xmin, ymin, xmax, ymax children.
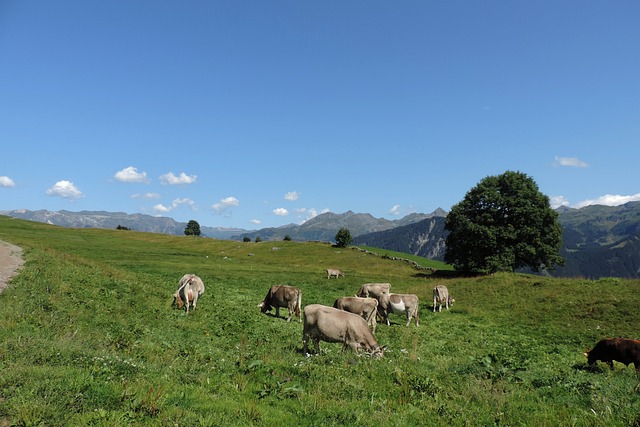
<box><xmin>284</xmin><ymin>191</ymin><xmax>300</xmax><ymax>201</ymax></box>
<box><xmin>153</xmin><ymin>198</ymin><xmax>196</xmax><ymax>214</ymax></box>
<box><xmin>0</xmin><ymin>176</ymin><xmax>15</xmax><ymax>187</ymax></box>
<box><xmin>159</xmin><ymin>172</ymin><xmax>197</xmax><ymax>185</ymax></box>
<box><xmin>115</xmin><ymin>166</ymin><xmax>149</xmax><ymax>183</ymax></box>
<box><xmin>46</xmin><ymin>180</ymin><xmax>84</xmax><ymax>199</ymax></box>
<box><xmin>554</xmin><ymin>156</ymin><xmax>589</xmax><ymax>168</ymax></box>
<box><xmin>273</xmin><ymin>208</ymin><xmax>289</xmax><ymax>216</ymax></box>
<box><xmin>250</xmin><ymin>219</ymin><xmax>262</xmax><ymax>225</ymax></box>
<box><xmin>573</xmin><ymin>193</ymin><xmax>640</xmax><ymax>209</ymax></box>
<box><xmin>389</xmin><ymin>204</ymin><xmax>401</xmax><ymax>216</ymax></box>
<box><xmin>551</xmin><ymin>193</ymin><xmax>640</xmax><ymax>209</ymax></box>
<box><xmin>131</xmin><ymin>192</ymin><xmax>160</xmax><ymax>199</ymax></box>
<box><xmin>295</xmin><ymin>207</ymin><xmax>329</xmax><ymax>223</ymax></box>
<box><xmin>212</xmin><ymin>196</ymin><xmax>239</xmax><ymax>214</ymax></box>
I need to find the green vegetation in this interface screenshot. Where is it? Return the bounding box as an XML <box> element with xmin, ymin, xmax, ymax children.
<box><xmin>0</xmin><ymin>215</ymin><xmax>639</xmax><ymax>426</ymax></box>
<box><xmin>334</xmin><ymin>227</ymin><xmax>352</xmax><ymax>248</ymax></box>
<box><xmin>445</xmin><ymin>170</ymin><xmax>564</xmax><ymax>274</ymax></box>
<box><xmin>184</xmin><ymin>220</ymin><xmax>201</xmax><ymax>237</ymax></box>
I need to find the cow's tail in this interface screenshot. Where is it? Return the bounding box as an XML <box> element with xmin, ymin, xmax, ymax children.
<box><xmin>295</xmin><ymin>289</ymin><xmax>302</xmax><ymax>321</ymax></box>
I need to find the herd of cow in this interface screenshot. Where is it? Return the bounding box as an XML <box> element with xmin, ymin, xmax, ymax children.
<box><xmin>172</xmin><ymin>271</ymin><xmax>640</xmax><ymax>371</ymax></box>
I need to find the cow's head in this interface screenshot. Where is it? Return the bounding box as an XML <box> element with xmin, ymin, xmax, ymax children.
<box><xmin>173</xmin><ymin>292</ymin><xmax>185</xmax><ymax>309</ymax></box>
<box><xmin>258</xmin><ymin>301</ymin><xmax>271</xmax><ymax>313</ymax></box>
<box><xmin>448</xmin><ymin>296</ymin><xmax>456</xmax><ymax>306</ymax></box>
<box><xmin>367</xmin><ymin>344</ymin><xmax>386</xmax><ymax>359</ymax></box>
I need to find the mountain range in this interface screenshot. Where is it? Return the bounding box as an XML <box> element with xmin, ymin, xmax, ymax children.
<box><xmin>3</xmin><ymin>202</ymin><xmax>640</xmax><ymax>279</ymax></box>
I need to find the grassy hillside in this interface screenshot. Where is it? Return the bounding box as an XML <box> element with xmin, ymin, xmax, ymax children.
<box><xmin>0</xmin><ymin>215</ymin><xmax>639</xmax><ymax>426</ymax></box>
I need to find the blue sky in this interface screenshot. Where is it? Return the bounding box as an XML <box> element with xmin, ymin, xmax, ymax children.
<box><xmin>1</xmin><ymin>1</ymin><xmax>639</xmax><ymax>230</ymax></box>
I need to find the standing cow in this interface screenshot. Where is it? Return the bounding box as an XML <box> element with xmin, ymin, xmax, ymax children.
<box><xmin>433</xmin><ymin>285</ymin><xmax>455</xmax><ymax>312</ymax></box>
<box><xmin>586</xmin><ymin>337</ymin><xmax>640</xmax><ymax>371</ymax></box>
<box><xmin>173</xmin><ymin>274</ymin><xmax>206</xmax><ymax>314</ymax></box>
<box><xmin>333</xmin><ymin>296</ymin><xmax>378</xmax><ymax>334</ymax></box>
<box><xmin>258</xmin><ymin>285</ymin><xmax>302</xmax><ymax>322</ymax></box>
<box><xmin>302</xmin><ymin>304</ymin><xmax>385</xmax><ymax>357</ymax></box>
<box><xmin>377</xmin><ymin>293</ymin><xmax>420</xmax><ymax>327</ymax></box>
<box><xmin>356</xmin><ymin>283</ymin><xmax>391</xmax><ymax>298</ymax></box>
<box><xmin>326</xmin><ymin>269</ymin><xmax>344</xmax><ymax>279</ymax></box>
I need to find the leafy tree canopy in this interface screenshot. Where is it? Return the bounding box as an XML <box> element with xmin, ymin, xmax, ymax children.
<box><xmin>335</xmin><ymin>227</ymin><xmax>352</xmax><ymax>248</ymax></box>
<box><xmin>444</xmin><ymin>170</ymin><xmax>564</xmax><ymax>274</ymax></box>
<box><xmin>184</xmin><ymin>220</ymin><xmax>201</xmax><ymax>237</ymax></box>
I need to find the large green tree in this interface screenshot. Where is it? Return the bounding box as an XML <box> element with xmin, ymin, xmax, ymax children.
<box><xmin>184</xmin><ymin>220</ymin><xmax>201</xmax><ymax>237</ymax></box>
<box><xmin>335</xmin><ymin>227</ymin><xmax>352</xmax><ymax>248</ymax></box>
<box><xmin>444</xmin><ymin>171</ymin><xmax>564</xmax><ymax>274</ymax></box>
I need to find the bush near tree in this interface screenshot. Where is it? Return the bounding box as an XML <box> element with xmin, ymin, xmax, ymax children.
<box><xmin>444</xmin><ymin>170</ymin><xmax>564</xmax><ymax>274</ymax></box>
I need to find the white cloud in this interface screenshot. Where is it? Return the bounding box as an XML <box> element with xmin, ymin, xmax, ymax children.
<box><xmin>297</xmin><ymin>207</ymin><xmax>330</xmax><ymax>223</ymax></box>
<box><xmin>115</xmin><ymin>166</ymin><xmax>149</xmax><ymax>183</ymax></box>
<box><xmin>284</xmin><ymin>191</ymin><xmax>300</xmax><ymax>201</ymax></box>
<box><xmin>160</xmin><ymin>172</ymin><xmax>197</xmax><ymax>185</ymax></box>
<box><xmin>549</xmin><ymin>196</ymin><xmax>571</xmax><ymax>209</ymax></box>
<box><xmin>212</xmin><ymin>196</ymin><xmax>239</xmax><ymax>214</ymax></box>
<box><xmin>152</xmin><ymin>198</ymin><xmax>196</xmax><ymax>214</ymax></box>
<box><xmin>553</xmin><ymin>156</ymin><xmax>589</xmax><ymax>168</ymax></box>
<box><xmin>250</xmin><ymin>219</ymin><xmax>262</xmax><ymax>225</ymax></box>
<box><xmin>131</xmin><ymin>192</ymin><xmax>160</xmax><ymax>199</ymax></box>
<box><xmin>573</xmin><ymin>193</ymin><xmax>640</xmax><ymax>209</ymax></box>
<box><xmin>46</xmin><ymin>180</ymin><xmax>84</xmax><ymax>199</ymax></box>
<box><xmin>0</xmin><ymin>176</ymin><xmax>16</xmax><ymax>187</ymax></box>
<box><xmin>273</xmin><ymin>208</ymin><xmax>289</xmax><ymax>216</ymax></box>
<box><xmin>389</xmin><ymin>204</ymin><xmax>401</xmax><ymax>216</ymax></box>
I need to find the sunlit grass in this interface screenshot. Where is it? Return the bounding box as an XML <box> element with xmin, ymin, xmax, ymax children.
<box><xmin>0</xmin><ymin>215</ymin><xmax>639</xmax><ymax>426</ymax></box>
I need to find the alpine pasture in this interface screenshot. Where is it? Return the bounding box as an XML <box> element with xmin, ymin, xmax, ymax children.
<box><xmin>0</xmin><ymin>215</ymin><xmax>639</xmax><ymax>426</ymax></box>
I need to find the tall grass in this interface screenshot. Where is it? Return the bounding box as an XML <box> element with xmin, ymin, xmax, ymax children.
<box><xmin>0</xmin><ymin>216</ymin><xmax>639</xmax><ymax>426</ymax></box>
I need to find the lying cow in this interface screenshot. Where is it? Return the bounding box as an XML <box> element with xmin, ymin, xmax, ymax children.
<box><xmin>586</xmin><ymin>337</ymin><xmax>640</xmax><ymax>371</ymax></box>
<box><xmin>377</xmin><ymin>293</ymin><xmax>420</xmax><ymax>327</ymax></box>
<box><xmin>173</xmin><ymin>274</ymin><xmax>206</xmax><ymax>314</ymax></box>
<box><xmin>433</xmin><ymin>285</ymin><xmax>455</xmax><ymax>312</ymax></box>
<box><xmin>326</xmin><ymin>269</ymin><xmax>344</xmax><ymax>279</ymax></box>
<box><xmin>333</xmin><ymin>296</ymin><xmax>378</xmax><ymax>334</ymax></box>
<box><xmin>302</xmin><ymin>304</ymin><xmax>385</xmax><ymax>357</ymax></box>
<box><xmin>356</xmin><ymin>283</ymin><xmax>391</xmax><ymax>298</ymax></box>
<box><xmin>258</xmin><ymin>285</ymin><xmax>302</xmax><ymax>322</ymax></box>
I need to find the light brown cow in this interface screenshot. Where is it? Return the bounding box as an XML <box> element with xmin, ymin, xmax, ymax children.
<box><xmin>356</xmin><ymin>283</ymin><xmax>391</xmax><ymax>298</ymax></box>
<box><xmin>258</xmin><ymin>285</ymin><xmax>302</xmax><ymax>322</ymax></box>
<box><xmin>333</xmin><ymin>296</ymin><xmax>378</xmax><ymax>334</ymax></box>
<box><xmin>326</xmin><ymin>269</ymin><xmax>344</xmax><ymax>279</ymax></box>
<box><xmin>173</xmin><ymin>274</ymin><xmax>206</xmax><ymax>314</ymax></box>
<box><xmin>433</xmin><ymin>285</ymin><xmax>455</xmax><ymax>312</ymax></box>
<box><xmin>377</xmin><ymin>293</ymin><xmax>420</xmax><ymax>327</ymax></box>
<box><xmin>302</xmin><ymin>304</ymin><xmax>385</xmax><ymax>357</ymax></box>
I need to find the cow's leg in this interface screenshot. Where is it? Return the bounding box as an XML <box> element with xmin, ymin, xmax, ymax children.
<box><xmin>414</xmin><ymin>308</ymin><xmax>419</xmax><ymax>327</ymax></box>
<box><xmin>405</xmin><ymin>310</ymin><xmax>411</xmax><ymax>327</ymax></box>
<box><xmin>302</xmin><ymin>333</ymin><xmax>309</xmax><ymax>355</ymax></box>
<box><xmin>313</xmin><ymin>338</ymin><xmax>320</xmax><ymax>354</ymax></box>
<box><xmin>433</xmin><ymin>297</ymin><xmax>437</xmax><ymax>312</ymax></box>
<box><xmin>275</xmin><ymin>306</ymin><xmax>280</xmax><ymax>318</ymax></box>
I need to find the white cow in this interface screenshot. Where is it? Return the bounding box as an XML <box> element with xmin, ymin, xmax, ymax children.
<box><xmin>326</xmin><ymin>269</ymin><xmax>345</xmax><ymax>279</ymax></box>
<box><xmin>302</xmin><ymin>304</ymin><xmax>385</xmax><ymax>357</ymax></box>
<box><xmin>433</xmin><ymin>285</ymin><xmax>455</xmax><ymax>312</ymax></box>
<box><xmin>377</xmin><ymin>293</ymin><xmax>420</xmax><ymax>327</ymax></box>
<box><xmin>173</xmin><ymin>274</ymin><xmax>206</xmax><ymax>314</ymax></box>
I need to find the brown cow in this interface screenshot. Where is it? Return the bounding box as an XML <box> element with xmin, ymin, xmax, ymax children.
<box><xmin>173</xmin><ymin>274</ymin><xmax>206</xmax><ymax>314</ymax></box>
<box><xmin>258</xmin><ymin>285</ymin><xmax>302</xmax><ymax>322</ymax></box>
<box><xmin>302</xmin><ymin>304</ymin><xmax>385</xmax><ymax>357</ymax></box>
<box><xmin>377</xmin><ymin>293</ymin><xmax>420</xmax><ymax>327</ymax></box>
<box><xmin>433</xmin><ymin>285</ymin><xmax>455</xmax><ymax>312</ymax></box>
<box><xmin>326</xmin><ymin>269</ymin><xmax>344</xmax><ymax>279</ymax></box>
<box><xmin>333</xmin><ymin>296</ymin><xmax>378</xmax><ymax>334</ymax></box>
<box><xmin>356</xmin><ymin>283</ymin><xmax>391</xmax><ymax>298</ymax></box>
<box><xmin>586</xmin><ymin>337</ymin><xmax>640</xmax><ymax>371</ymax></box>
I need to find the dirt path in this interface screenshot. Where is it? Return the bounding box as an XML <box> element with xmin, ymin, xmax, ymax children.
<box><xmin>0</xmin><ymin>240</ymin><xmax>24</xmax><ymax>294</ymax></box>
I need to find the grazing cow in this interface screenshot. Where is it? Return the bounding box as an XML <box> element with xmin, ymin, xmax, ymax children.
<box><xmin>302</xmin><ymin>304</ymin><xmax>385</xmax><ymax>357</ymax></box>
<box><xmin>433</xmin><ymin>285</ymin><xmax>455</xmax><ymax>312</ymax></box>
<box><xmin>326</xmin><ymin>269</ymin><xmax>344</xmax><ymax>279</ymax></box>
<box><xmin>377</xmin><ymin>293</ymin><xmax>420</xmax><ymax>327</ymax></box>
<box><xmin>173</xmin><ymin>274</ymin><xmax>206</xmax><ymax>314</ymax></box>
<box><xmin>356</xmin><ymin>283</ymin><xmax>391</xmax><ymax>298</ymax></box>
<box><xmin>586</xmin><ymin>337</ymin><xmax>640</xmax><ymax>371</ymax></box>
<box><xmin>333</xmin><ymin>296</ymin><xmax>378</xmax><ymax>334</ymax></box>
<box><xmin>258</xmin><ymin>285</ymin><xmax>302</xmax><ymax>322</ymax></box>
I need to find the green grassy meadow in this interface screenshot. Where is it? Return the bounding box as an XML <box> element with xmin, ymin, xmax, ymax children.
<box><xmin>0</xmin><ymin>215</ymin><xmax>639</xmax><ymax>426</ymax></box>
